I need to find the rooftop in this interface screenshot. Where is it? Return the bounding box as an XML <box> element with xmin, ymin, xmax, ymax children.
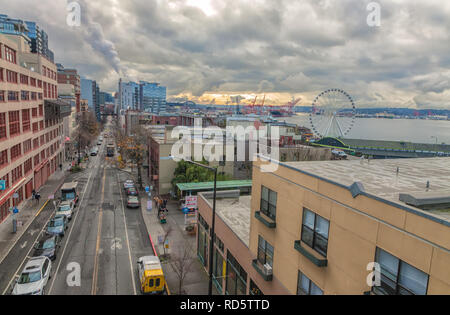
<box><xmin>282</xmin><ymin>157</ymin><xmax>450</xmax><ymax>224</ymax></box>
<box><xmin>201</xmin><ymin>191</ymin><xmax>252</xmax><ymax>247</ymax></box>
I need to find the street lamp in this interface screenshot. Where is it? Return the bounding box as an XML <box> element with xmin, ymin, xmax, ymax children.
<box><xmin>431</xmin><ymin>136</ymin><xmax>438</xmax><ymax>156</ymax></box>
<box><xmin>170</xmin><ymin>156</ymin><xmax>217</xmax><ymax>295</ymax></box>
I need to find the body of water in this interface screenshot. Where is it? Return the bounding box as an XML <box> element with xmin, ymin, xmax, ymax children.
<box><xmin>281</xmin><ymin>115</ymin><xmax>450</xmax><ymax>145</ymax></box>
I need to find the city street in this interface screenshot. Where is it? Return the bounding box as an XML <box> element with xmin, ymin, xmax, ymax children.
<box><xmin>0</xmin><ymin>122</ymin><xmax>154</xmax><ymax>295</ymax></box>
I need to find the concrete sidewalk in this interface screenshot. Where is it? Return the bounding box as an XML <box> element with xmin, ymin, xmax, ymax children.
<box><xmin>138</xmin><ymin>183</ymin><xmax>219</xmax><ymax>295</ymax></box>
<box><xmin>0</xmin><ymin>168</ymin><xmax>68</xmax><ymax>264</ymax></box>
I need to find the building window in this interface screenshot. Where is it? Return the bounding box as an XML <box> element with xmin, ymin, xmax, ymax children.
<box><xmin>23</xmin><ymin>139</ymin><xmax>32</xmax><ymax>154</ymax></box>
<box><xmin>22</xmin><ymin>109</ymin><xmax>31</xmax><ymax>132</ymax></box>
<box><xmin>215</xmin><ymin>234</ymin><xmax>224</xmax><ymax>252</ymax></box>
<box><xmin>0</xmin><ymin>149</ymin><xmax>8</xmax><ymax>169</ymax></box>
<box><xmin>0</xmin><ymin>113</ymin><xmax>6</xmax><ymax>140</ymax></box>
<box><xmin>0</xmin><ymin>68</ymin><xmax>3</xmax><ymax>81</ymax></box>
<box><xmin>24</xmin><ymin>158</ymin><xmax>33</xmax><ymax>175</ymax></box>
<box><xmin>34</xmin><ymin>154</ymin><xmax>40</xmax><ymax>166</ymax></box>
<box><xmin>257</xmin><ymin>236</ymin><xmax>274</xmax><ymax>268</ymax></box>
<box><xmin>197</xmin><ymin>213</ymin><xmax>209</xmax><ymax>267</ymax></box>
<box><xmin>6</xmin><ymin>70</ymin><xmax>17</xmax><ymax>83</ymax></box>
<box><xmin>20</xmin><ymin>74</ymin><xmax>29</xmax><ymax>85</ymax></box>
<box><xmin>11</xmin><ymin>143</ymin><xmax>22</xmax><ymax>161</ymax></box>
<box><xmin>301</xmin><ymin>208</ymin><xmax>330</xmax><ymax>257</ymax></box>
<box><xmin>0</xmin><ymin>91</ymin><xmax>4</xmax><ymax>102</ymax></box>
<box><xmin>250</xmin><ymin>279</ymin><xmax>263</xmax><ymax>295</ymax></box>
<box><xmin>212</xmin><ymin>248</ymin><xmax>225</xmax><ymax>293</ymax></box>
<box><xmin>11</xmin><ymin>165</ymin><xmax>23</xmax><ymax>184</ymax></box>
<box><xmin>297</xmin><ymin>271</ymin><xmax>323</xmax><ymax>295</ymax></box>
<box><xmin>9</xmin><ymin>111</ymin><xmax>20</xmax><ymax>136</ymax></box>
<box><xmin>39</xmin><ymin>105</ymin><xmax>43</xmax><ymax>116</ymax></box>
<box><xmin>8</xmin><ymin>91</ymin><xmax>19</xmax><ymax>101</ymax></box>
<box><xmin>33</xmin><ymin>138</ymin><xmax>39</xmax><ymax>150</ymax></box>
<box><xmin>260</xmin><ymin>186</ymin><xmax>277</xmax><ymax>220</ymax></box>
<box><xmin>30</xmin><ymin>77</ymin><xmax>36</xmax><ymax>86</ymax></box>
<box><xmin>373</xmin><ymin>248</ymin><xmax>429</xmax><ymax>295</ymax></box>
<box><xmin>226</xmin><ymin>251</ymin><xmax>247</xmax><ymax>295</ymax></box>
<box><xmin>4</xmin><ymin>46</ymin><xmax>17</xmax><ymax>64</ymax></box>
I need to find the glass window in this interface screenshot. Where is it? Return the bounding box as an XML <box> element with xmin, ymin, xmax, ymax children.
<box><xmin>257</xmin><ymin>236</ymin><xmax>274</xmax><ymax>267</ymax></box>
<box><xmin>301</xmin><ymin>208</ymin><xmax>329</xmax><ymax>257</ymax></box>
<box><xmin>297</xmin><ymin>271</ymin><xmax>323</xmax><ymax>295</ymax></box>
<box><xmin>374</xmin><ymin>248</ymin><xmax>428</xmax><ymax>295</ymax></box>
<box><xmin>260</xmin><ymin>186</ymin><xmax>277</xmax><ymax>220</ymax></box>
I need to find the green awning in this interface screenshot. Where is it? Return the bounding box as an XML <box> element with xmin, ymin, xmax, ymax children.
<box><xmin>176</xmin><ymin>180</ymin><xmax>252</xmax><ymax>192</ymax></box>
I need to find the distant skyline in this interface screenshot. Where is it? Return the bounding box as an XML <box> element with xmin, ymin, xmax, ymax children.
<box><xmin>2</xmin><ymin>0</ymin><xmax>450</xmax><ymax>108</ymax></box>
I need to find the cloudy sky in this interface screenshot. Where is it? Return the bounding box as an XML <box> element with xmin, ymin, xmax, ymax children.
<box><xmin>3</xmin><ymin>0</ymin><xmax>450</xmax><ymax>108</ymax></box>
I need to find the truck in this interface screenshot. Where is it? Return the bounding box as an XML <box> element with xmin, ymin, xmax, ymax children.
<box><xmin>106</xmin><ymin>144</ymin><xmax>115</xmax><ymax>157</ymax></box>
<box><xmin>61</xmin><ymin>182</ymin><xmax>79</xmax><ymax>206</ymax></box>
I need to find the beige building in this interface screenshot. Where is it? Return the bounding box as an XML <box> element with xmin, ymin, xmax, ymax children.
<box><xmin>197</xmin><ymin>157</ymin><xmax>450</xmax><ymax>295</ymax></box>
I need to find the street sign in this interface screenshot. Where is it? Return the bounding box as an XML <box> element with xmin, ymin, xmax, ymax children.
<box><xmin>182</xmin><ymin>207</ymin><xmax>190</xmax><ymax>214</ymax></box>
<box><xmin>185</xmin><ymin>196</ymin><xmax>197</xmax><ymax>209</ymax></box>
<box><xmin>157</xmin><ymin>235</ymin><xmax>164</xmax><ymax>245</ymax></box>
<box><xmin>12</xmin><ymin>193</ymin><xmax>19</xmax><ymax>199</ymax></box>
<box><xmin>145</xmin><ymin>186</ymin><xmax>150</xmax><ymax>193</ymax></box>
<box><xmin>147</xmin><ymin>200</ymin><xmax>152</xmax><ymax>211</ymax></box>
<box><xmin>0</xmin><ymin>180</ymin><xmax>5</xmax><ymax>190</ymax></box>
<box><xmin>13</xmin><ymin>207</ymin><xmax>19</xmax><ymax>214</ymax></box>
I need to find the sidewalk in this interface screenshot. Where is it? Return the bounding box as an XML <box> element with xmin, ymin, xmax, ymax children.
<box><xmin>138</xmin><ymin>179</ymin><xmax>219</xmax><ymax>295</ymax></box>
<box><xmin>0</xmin><ymin>168</ymin><xmax>67</xmax><ymax>264</ymax></box>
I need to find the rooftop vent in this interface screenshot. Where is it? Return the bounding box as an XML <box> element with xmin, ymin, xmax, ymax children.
<box><xmin>399</xmin><ymin>191</ymin><xmax>450</xmax><ymax>211</ymax></box>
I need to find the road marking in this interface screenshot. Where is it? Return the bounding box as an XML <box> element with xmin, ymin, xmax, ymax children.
<box><xmin>2</xmin><ymin>208</ymin><xmax>53</xmax><ymax>295</ymax></box>
<box><xmin>91</xmin><ymin>167</ymin><xmax>106</xmax><ymax>295</ymax></box>
<box><xmin>20</xmin><ymin>241</ymin><xmax>27</xmax><ymax>249</ymax></box>
<box><xmin>47</xmin><ymin>169</ymin><xmax>94</xmax><ymax>295</ymax></box>
<box><xmin>117</xmin><ymin>173</ymin><xmax>137</xmax><ymax>295</ymax></box>
<box><xmin>35</xmin><ymin>200</ymin><xmax>50</xmax><ymax>217</ymax></box>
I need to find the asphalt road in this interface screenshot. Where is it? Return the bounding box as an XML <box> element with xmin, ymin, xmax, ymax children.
<box><xmin>0</xmin><ymin>122</ymin><xmax>154</xmax><ymax>295</ymax></box>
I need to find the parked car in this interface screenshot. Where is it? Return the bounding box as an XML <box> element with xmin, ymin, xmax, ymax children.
<box><xmin>56</xmin><ymin>201</ymin><xmax>74</xmax><ymax>220</ymax></box>
<box><xmin>126</xmin><ymin>187</ymin><xmax>138</xmax><ymax>196</ymax></box>
<box><xmin>46</xmin><ymin>215</ymin><xmax>68</xmax><ymax>237</ymax></box>
<box><xmin>12</xmin><ymin>256</ymin><xmax>52</xmax><ymax>295</ymax></box>
<box><xmin>127</xmin><ymin>195</ymin><xmax>140</xmax><ymax>208</ymax></box>
<box><xmin>90</xmin><ymin>148</ymin><xmax>98</xmax><ymax>156</ymax></box>
<box><xmin>33</xmin><ymin>235</ymin><xmax>61</xmax><ymax>261</ymax></box>
<box><xmin>123</xmin><ymin>180</ymin><xmax>135</xmax><ymax>190</ymax></box>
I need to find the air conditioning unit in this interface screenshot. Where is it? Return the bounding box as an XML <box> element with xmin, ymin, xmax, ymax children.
<box><xmin>263</xmin><ymin>263</ymin><xmax>273</xmax><ymax>276</ymax></box>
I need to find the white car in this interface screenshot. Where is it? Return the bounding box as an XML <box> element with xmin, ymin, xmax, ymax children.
<box><xmin>12</xmin><ymin>256</ymin><xmax>51</xmax><ymax>295</ymax></box>
<box><xmin>56</xmin><ymin>201</ymin><xmax>74</xmax><ymax>220</ymax></box>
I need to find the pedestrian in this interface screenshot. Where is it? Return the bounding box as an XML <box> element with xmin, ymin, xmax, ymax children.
<box><xmin>59</xmin><ymin>164</ymin><xmax>62</xmax><ymax>171</ymax></box>
<box><xmin>35</xmin><ymin>192</ymin><xmax>41</xmax><ymax>203</ymax></box>
<box><xmin>32</xmin><ymin>189</ymin><xmax>36</xmax><ymax>203</ymax></box>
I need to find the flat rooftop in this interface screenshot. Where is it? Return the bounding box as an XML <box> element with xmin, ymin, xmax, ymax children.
<box><xmin>202</xmin><ymin>192</ymin><xmax>252</xmax><ymax>247</ymax></box>
<box><xmin>283</xmin><ymin>157</ymin><xmax>450</xmax><ymax>224</ymax></box>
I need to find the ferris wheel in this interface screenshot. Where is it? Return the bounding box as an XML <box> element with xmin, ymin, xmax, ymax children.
<box><xmin>309</xmin><ymin>89</ymin><xmax>356</xmax><ymax>138</ymax></box>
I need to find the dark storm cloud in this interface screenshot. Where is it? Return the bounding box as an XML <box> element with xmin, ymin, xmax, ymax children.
<box><xmin>1</xmin><ymin>0</ymin><xmax>449</xmax><ymax>107</ymax></box>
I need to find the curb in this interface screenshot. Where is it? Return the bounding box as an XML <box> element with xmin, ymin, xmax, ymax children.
<box><xmin>0</xmin><ymin>174</ymin><xmax>67</xmax><ymax>266</ymax></box>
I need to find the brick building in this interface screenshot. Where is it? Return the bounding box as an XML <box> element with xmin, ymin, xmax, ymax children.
<box><xmin>0</xmin><ymin>33</ymin><xmax>69</xmax><ymax>223</ymax></box>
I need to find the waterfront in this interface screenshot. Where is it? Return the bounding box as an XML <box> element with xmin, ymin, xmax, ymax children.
<box><xmin>281</xmin><ymin>115</ymin><xmax>450</xmax><ymax>144</ymax></box>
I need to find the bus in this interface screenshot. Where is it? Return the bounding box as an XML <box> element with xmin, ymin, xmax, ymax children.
<box><xmin>106</xmin><ymin>144</ymin><xmax>115</xmax><ymax>157</ymax></box>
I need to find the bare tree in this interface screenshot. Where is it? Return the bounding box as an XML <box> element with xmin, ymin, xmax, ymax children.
<box><xmin>161</xmin><ymin>226</ymin><xmax>173</xmax><ymax>259</ymax></box>
<box><xmin>170</xmin><ymin>242</ymin><xmax>196</xmax><ymax>295</ymax></box>
<box><xmin>73</xmin><ymin>110</ymin><xmax>100</xmax><ymax>163</ymax></box>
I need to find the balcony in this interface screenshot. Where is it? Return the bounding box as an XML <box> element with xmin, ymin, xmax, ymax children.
<box><xmin>252</xmin><ymin>259</ymin><xmax>273</xmax><ymax>281</ymax></box>
<box><xmin>254</xmin><ymin>211</ymin><xmax>276</xmax><ymax>228</ymax></box>
<box><xmin>294</xmin><ymin>241</ymin><xmax>327</xmax><ymax>267</ymax></box>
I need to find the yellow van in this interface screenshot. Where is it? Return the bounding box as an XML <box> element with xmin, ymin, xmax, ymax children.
<box><xmin>137</xmin><ymin>255</ymin><xmax>165</xmax><ymax>294</ymax></box>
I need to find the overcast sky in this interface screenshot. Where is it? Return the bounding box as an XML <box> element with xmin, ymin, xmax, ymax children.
<box><xmin>2</xmin><ymin>0</ymin><xmax>450</xmax><ymax>108</ymax></box>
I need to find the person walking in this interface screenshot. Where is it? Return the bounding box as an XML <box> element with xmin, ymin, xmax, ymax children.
<box><xmin>32</xmin><ymin>189</ymin><xmax>36</xmax><ymax>203</ymax></box>
<box><xmin>35</xmin><ymin>192</ymin><xmax>41</xmax><ymax>204</ymax></box>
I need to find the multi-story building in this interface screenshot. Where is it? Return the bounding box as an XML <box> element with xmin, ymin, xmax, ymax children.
<box><xmin>117</xmin><ymin>79</ymin><xmax>166</xmax><ymax>113</ymax></box>
<box><xmin>139</xmin><ymin>81</ymin><xmax>166</xmax><ymax>114</ymax></box>
<box><xmin>80</xmin><ymin>78</ymin><xmax>100</xmax><ymax>121</ymax></box>
<box><xmin>0</xmin><ymin>14</ymin><xmax>54</xmax><ymax>62</ymax></box>
<box><xmin>57</xmin><ymin>63</ymin><xmax>80</xmax><ymax>112</ymax></box>
<box><xmin>197</xmin><ymin>157</ymin><xmax>450</xmax><ymax>295</ymax></box>
<box><xmin>0</xmin><ymin>33</ymin><xmax>70</xmax><ymax>223</ymax></box>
